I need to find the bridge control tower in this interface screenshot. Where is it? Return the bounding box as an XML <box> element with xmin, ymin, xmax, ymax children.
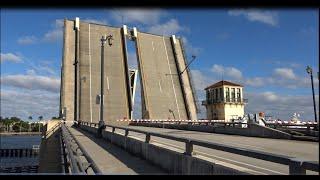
<box><xmin>202</xmin><ymin>80</ymin><xmax>247</xmax><ymax>121</ymax></box>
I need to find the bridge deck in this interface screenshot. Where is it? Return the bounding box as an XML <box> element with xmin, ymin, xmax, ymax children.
<box><xmin>112</xmin><ymin>126</ymin><xmax>318</xmax><ymax>175</ymax></box>
<box><xmin>68</xmin><ymin>126</ymin><xmax>166</xmax><ymax>174</ymax></box>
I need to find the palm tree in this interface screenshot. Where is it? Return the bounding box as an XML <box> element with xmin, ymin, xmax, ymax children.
<box><xmin>28</xmin><ymin>116</ymin><xmax>33</xmax><ymax>132</ymax></box>
<box><xmin>38</xmin><ymin>116</ymin><xmax>43</xmax><ymax>132</ymax></box>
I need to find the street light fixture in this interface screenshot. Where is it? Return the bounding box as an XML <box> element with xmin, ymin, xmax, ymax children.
<box><xmin>98</xmin><ymin>34</ymin><xmax>113</xmax><ymax>138</ymax></box>
<box><xmin>306</xmin><ymin>66</ymin><xmax>317</xmax><ymax>123</ymax></box>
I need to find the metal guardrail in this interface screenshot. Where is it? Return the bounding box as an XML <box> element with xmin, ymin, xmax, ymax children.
<box><xmin>126</xmin><ymin>119</ymin><xmax>248</xmax><ymax>128</ymax></box>
<box><xmin>61</xmin><ymin>123</ymin><xmax>101</xmax><ymax>174</ymax></box>
<box><xmin>266</xmin><ymin>123</ymin><xmax>318</xmax><ymax>129</ymax></box>
<box><xmin>116</xmin><ymin>119</ymin><xmax>246</xmax><ymax>124</ymax></box>
<box><xmin>81</xmin><ymin>122</ymin><xmax>319</xmax><ymax>175</ymax></box>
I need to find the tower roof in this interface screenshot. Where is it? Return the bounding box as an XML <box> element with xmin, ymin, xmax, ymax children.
<box><xmin>204</xmin><ymin>80</ymin><xmax>243</xmax><ymax>90</ymax></box>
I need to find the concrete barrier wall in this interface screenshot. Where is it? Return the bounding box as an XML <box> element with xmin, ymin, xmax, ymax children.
<box><xmin>80</xmin><ymin>124</ymin><xmax>97</xmax><ymax>134</ymax></box>
<box><xmin>131</xmin><ymin>123</ymin><xmax>292</xmax><ymax>139</ymax></box>
<box><xmin>247</xmin><ymin>124</ymin><xmax>292</xmax><ymax>139</ymax></box>
<box><xmin>79</xmin><ymin>125</ymin><xmax>248</xmax><ymax>174</ymax></box>
<box><xmin>38</xmin><ymin>121</ymin><xmax>63</xmax><ymax>173</ymax></box>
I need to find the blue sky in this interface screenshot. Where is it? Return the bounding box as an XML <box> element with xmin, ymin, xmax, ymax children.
<box><xmin>1</xmin><ymin>8</ymin><xmax>319</xmax><ymax>121</ymax></box>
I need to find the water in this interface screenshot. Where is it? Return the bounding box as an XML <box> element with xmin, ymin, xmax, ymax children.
<box><xmin>0</xmin><ymin>135</ymin><xmax>41</xmax><ymax>168</ymax></box>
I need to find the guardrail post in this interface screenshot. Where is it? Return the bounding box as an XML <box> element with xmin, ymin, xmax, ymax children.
<box><xmin>145</xmin><ymin>133</ymin><xmax>151</xmax><ymax>143</ymax></box>
<box><xmin>125</xmin><ymin>129</ymin><xmax>129</xmax><ymax>137</ymax></box>
<box><xmin>289</xmin><ymin>158</ymin><xmax>306</xmax><ymax>175</ymax></box>
<box><xmin>185</xmin><ymin>140</ymin><xmax>193</xmax><ymax>156</ymax></box>
<box><xmin>112</xmin><ymin>127</ymin><xmax>115</xmax><ymax>133</ymax></box>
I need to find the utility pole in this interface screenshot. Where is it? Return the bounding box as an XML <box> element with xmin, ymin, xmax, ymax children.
<box><xmin>74</xmin><ymin>17</ymin><xmax>80</xmax><ymax>125</ymax></box>
<box><xmin>306</xmin><ymin>66</ymin><xmax>317</xmax><ymax>123</ymax></box>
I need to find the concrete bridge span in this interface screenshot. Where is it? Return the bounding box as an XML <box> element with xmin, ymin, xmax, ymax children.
<box><xmin>37</xmin><ymin>120</ymin><xmax>319</xmax><ymax>175</ymax></box>
<box><xmin>60</xmin><ymin>18</ymin><xmax>198</xmax><ymax>125</ymax></box>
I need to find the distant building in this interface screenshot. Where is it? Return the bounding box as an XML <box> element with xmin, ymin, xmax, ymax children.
<box><xmin>202</xmin><ymin>80</ymin><xmax>247</xmax><ymax>121</ymax></box>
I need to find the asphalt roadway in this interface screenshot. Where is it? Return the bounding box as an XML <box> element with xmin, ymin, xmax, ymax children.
<box><xmin>106</xmin><ymin>126</ymin><xmax>319</xmax><ymax>175</ymax></box>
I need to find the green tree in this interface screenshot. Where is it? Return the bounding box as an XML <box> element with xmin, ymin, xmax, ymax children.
<box><xmin>28</xmin><ymin>116</ymin><xmax>33</xmax><ymax>121</ymax></box>
<box><xmin>38</xmin><ymin>116</ymin><xmax>43</xmax><ymax>121</ymax></box>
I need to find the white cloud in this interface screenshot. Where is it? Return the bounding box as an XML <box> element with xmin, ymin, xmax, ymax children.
<box><xmin>0</xmin><ymin>89</ymin><xmax>59</xmax><ymax>121</ymax></box>
<box><xmin>260</xmin><ymin>91</ymin><xmax>279</xmax><ymax>102</ymax></box>
<box><xmin>273</xmin><ymin>68</ymin><xmax>296</xmax><ymax>80</ymax></box>
<box><xmin>244</xmin><ymin>77</ymin><xmax>266</xmax><ymax>87</ymax></box>
<box><xmin>211</xmin><ymin>64</ymin><xmax>224</xmax><ymax>75</ymax></box>
<box><xmin>147</xmin><ymin>19</ymin><xmax>187</xmax><ymax>36</ymax></box>
<box><xmin>82</xmin><ymin>18</ymin><xmax>108</xmax><ymax>25</ymax></box>
<box><xmin>42</xmin><ymin>19</ymin><xmax>64</xmax><ymax>42</ymax></box>
<box><xmin>210</xmin><ymin>64</ymin><xmax>318</xmax><ymax>89</ymax></box>
<box><xmin>26</xmin><ymin>69</ymin><xmax>36</xmax><ymax>75</ymax></box>
<box><xmin>228</xmin><ymin>9</ymin><xmax>279</xmax><ymax>27</ymax></box>
<box><xmin>190</xmin><ymin>69</ymin><xmax>215</xmax><ymax>118</ymax></box>
<box><xmin>17</xmin><ymin>36</ymin><xmax>38</xmax><ymax>45</ymax></box>
<box><xmin>227</xmin><ymin>67</ymin><xmax>242</xmax><ymax>79</ymax></box>
<box><xmin>43</xmin><ymin>29</ymin><xmax>63</xmax><ymax>42</ymax></box>
<box><xmin>23</xmin><ymin>59</ymin><xmax>57</xmax><ymax>76</ymax></box>
<box><xmin>1</xmin><ymin>74</ymin><xmax>60</xmax><ymax>93</ymax></box>
<box><xmin>1</xmin><ymin>53</ymin><xmax>23</xmax><ymax>63</ymax></box>
<box><xmin>211</xmin><ymin>64</ymin><xmax>243</xmax><ymax>79</ymax></box>
<box><xmin>15</xmin><ymin>20</ymin><xmax>63</xmax><ymax>43</ymax></box>
<box><xmin>191</xmin><ymin>70</ymin><xmax>213</xmax><ymax>91</ymax></box>
<box><xmin>181</xmin><ymin>36</ymin><xmax>202</xmax><ymax>56</ymax></box>
<box><xmin>26</xmin><ymin>18</ymin><xmax>108</xmax><ymax>43</ymax></box>
<box><xmin>111</xmin><ymin>9</ymin><xmax>166</xmax><ymax>25</ymax></box>
<box><xmin>54</xmin><ymin>19</ymin><xmax>64</xmax><ymax>28</ymax></box>
<box><xmin>245</xmin><ymin>92</ymin><xmax>319</xmax><ymax>121</ymax></box>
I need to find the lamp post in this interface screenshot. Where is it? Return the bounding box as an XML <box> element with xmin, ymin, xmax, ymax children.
<box><xmin>306</xmin><ymin>66</ymin><xmax>317</xmax><ymax>123</ymax></box>
<box><xmin>98</xmin><ymin>34</ymin><xmax>113</xmax><ymax>138</ymax></box>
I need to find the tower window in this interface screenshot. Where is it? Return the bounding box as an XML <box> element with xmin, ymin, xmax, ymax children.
<box><xmin>237</xmin><ymin>88</ymin><xmax>241</xmax><ymax>102</ymax></box>
<box><xmin>215</xmin><ymin>88</ymin><xmax>218</xmax><ymax>102</ymax></box>
<box><xmin>231</xmin><ymin>88</ymin><xmax>235</xmax><ymax>102</ymax></box>
<box><xmin>220</xmin><ymin>88</ymin><xmax>223</xmax><ymax>102</ymax></box>
<box><xmin>226</xmin><ymin>88</ymin><xmax>230</xmax><ymax>102</ymax></box>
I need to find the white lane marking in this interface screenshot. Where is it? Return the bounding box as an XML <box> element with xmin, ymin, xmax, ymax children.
<box><xmin>159</xmin><ymin>81</ymin><xmax>162</xmax><ymax>93</ymax></box>
<box><xmin>223</xmin><ymin>142</ymin><xmax>265</xmax><ymax>151</ymax></box>
<box><xmin>149</xmin><ymin>138</ymin><xmax>285</xmax><ymax>175</ymax></box>
<box><xmin>152</xmin><ymin>41</ymin><xmax>155</xmax><ymax>51</ymax></box>
<box><xmin>107</xmin><ymin>76</ymin><xmax>110</xmax><ymax>90</ymax></box>
<box><xmin>89</xmin><ymin>24</ymin><xmax>93</xmax><ymax>123</ymax></box>
<box><xmin>163</xmin><ymin>37</ymin><xmax>181</xmax><ymax>119</ymax></box>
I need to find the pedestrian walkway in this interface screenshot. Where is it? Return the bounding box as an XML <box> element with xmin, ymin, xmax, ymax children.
<box><xmin>68</xmin><ymin>126</ymin><xmax>166</xmax><ymax>175</ymax></box>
